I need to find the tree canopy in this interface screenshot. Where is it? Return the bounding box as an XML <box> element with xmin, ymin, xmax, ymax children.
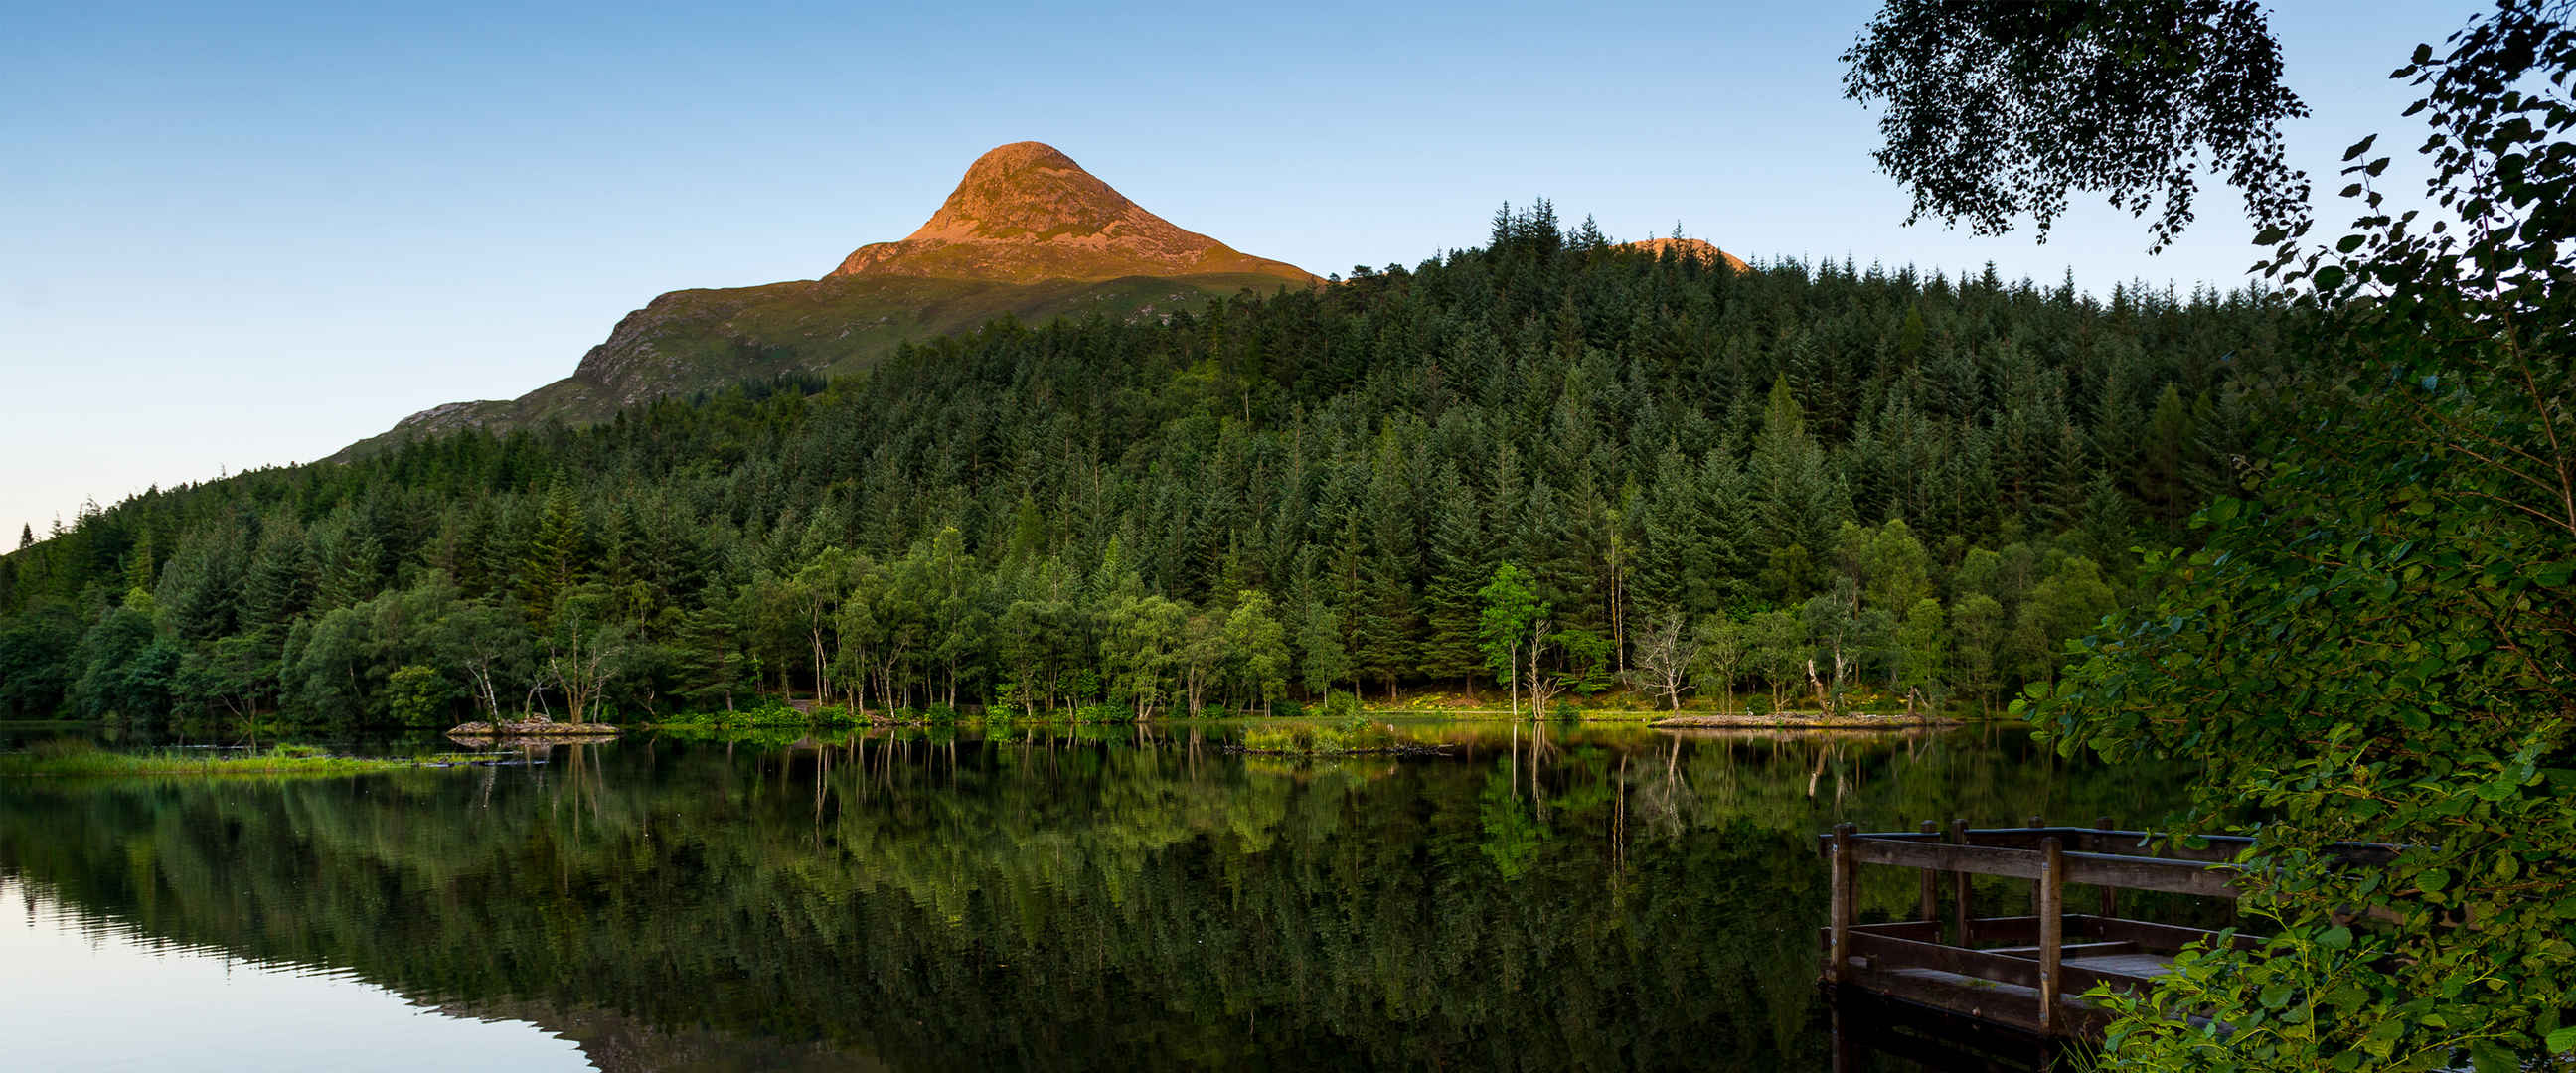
<box><xmin>1844</xmin><ymin>0</ymin><xmax>2313</xmax><ymax>251</ymax></box>
<box><xmin>0</xmin><ymin>213</ymin><xmax>2290</xmax><ymax>728</ymax></box>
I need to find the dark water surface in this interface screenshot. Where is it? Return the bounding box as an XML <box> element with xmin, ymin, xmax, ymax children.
<box><xmin>0</xmin><ymin>721</ymin><xmax>2193</xmax><ymax>1071</ymax></box>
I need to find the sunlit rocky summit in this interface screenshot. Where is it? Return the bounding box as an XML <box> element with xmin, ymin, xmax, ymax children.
<box><xmin>340</xmin><ymin>142</ymin><xmax>1317</xmax><ymax>457</ymax></box>
<box><xmin>830</xmin><ymin>141</ymin><xmax>1316</xmax><ymax>286</ymax></box>
<box><xmin>1616</xmin><ymin>237</ymin><xmax>1749</xmax><ymax>273</ymax></box>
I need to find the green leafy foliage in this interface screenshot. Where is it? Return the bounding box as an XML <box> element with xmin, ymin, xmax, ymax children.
<box><xmin>2034</xmin><ymin>4</ymin><xmax>2576</xmax><ymax>1066</ymax></box>
<box><xmin>1844</xmin><ymin>0</ymin><xmax>2312</xmax><ymax>251</ymax></box>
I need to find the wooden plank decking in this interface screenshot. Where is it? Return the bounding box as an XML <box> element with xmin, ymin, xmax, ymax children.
<box><xmin>1814</xmin><ymin>818</ymin><xmax>2345</xmax><ymax>1041</ymax></box>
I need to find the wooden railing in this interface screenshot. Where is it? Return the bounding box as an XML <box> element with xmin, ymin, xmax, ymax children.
<box><xmin>1813</xmin><ymin>818</ymin><xmax>2388</xmax><ymax>1037</ymax></box>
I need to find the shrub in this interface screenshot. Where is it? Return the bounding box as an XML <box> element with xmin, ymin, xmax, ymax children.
<box><xmin>385</xmin><ymin>665</ymin><xmax>449</xmax><ymax>727</ymax></box>
<box><xmin>1071</xmin><ymin>703</ymin><xmax>1129</xmax><ymax>725</ymax></box>
<box><xmin>1320</xmin><ymin>690</ymin><xmax>1362</xmax><ymax>719</ymax></box>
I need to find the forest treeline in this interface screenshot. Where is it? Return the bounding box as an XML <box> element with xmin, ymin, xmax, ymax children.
<box><xmin>0</xmin><ymin>205</ymin><xmax>2295</xmax><ymax>726</ymax></box>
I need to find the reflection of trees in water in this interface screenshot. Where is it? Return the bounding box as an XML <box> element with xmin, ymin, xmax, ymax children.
<box><xmin>0</xmin><ymin>730</ymin><xmax>2187</xmax><ymax>1071</ymax></box>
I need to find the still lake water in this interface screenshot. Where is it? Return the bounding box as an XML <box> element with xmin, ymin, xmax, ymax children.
<box><xmin>0</xmin><ymin>721</ymin><xmax>2192</xmax><ymax>1071</ymax></box>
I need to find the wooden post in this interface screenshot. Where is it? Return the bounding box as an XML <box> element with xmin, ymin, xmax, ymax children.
<box><xmin>2094</xmin><ymin>815</ymin><xmax>2118</xmax><ymax>920</ymax></box>
<box><xmin>1828</xmin><ymin>822</ymin><xmax>1856</xmax><ymax>983</ymax></box>
<box><xmin>1918</xmin><ymin>820</ymin><xmax>1940</xmax><ymax>924</ymax></box>
<box><xmin>2037</xmin><ymin>835</ymin><xmax>2064</xmax><ymax>1036</ymax></box>
<box><xmin>2027</xmin><ymin>815</ymin><xmax>2046</xmax><ymax>916</ymax></box>
<box><xmin>1948</xmin><ymin>817</ymin><xmax>1971</xmax><ymax>945</ymax></box>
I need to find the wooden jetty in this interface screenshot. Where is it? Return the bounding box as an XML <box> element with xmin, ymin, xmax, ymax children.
<box><xmin>1817</xmin><ymin>818</ymin><xmax>2394</xmax><ymax>1040</ymax></box>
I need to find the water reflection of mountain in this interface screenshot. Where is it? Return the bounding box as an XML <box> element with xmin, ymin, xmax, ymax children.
<box><xmin>0</xmin><ymin>729</ymin><xmax>2189</xmax><ymax>1071</ymax></box>
<box><xmin>435</xmin><ymin>998</ymin><xmax>890</xmax><ymax>1072</ymax></box>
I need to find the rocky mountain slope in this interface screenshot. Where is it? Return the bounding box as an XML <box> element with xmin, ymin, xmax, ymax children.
<box><xmin>338</xmin><ymin>143</ymin><xmax>1317</xmax><ymax>458</ymax></box>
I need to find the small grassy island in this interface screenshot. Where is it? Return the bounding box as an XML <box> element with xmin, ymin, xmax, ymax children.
<box><xmin>445</xmin><ymin>718</ymin><xmax>620</xmax><ymax>740</ymax></box>
<box><xmin>1234</xmin><ymin>717</ymin><xmax>1457</xmax><ymax>756</ymax></box>
<box><xmin>0</xmin><ymin>741</ymin><xmax>502</xmax><ymax>778</ymax></box>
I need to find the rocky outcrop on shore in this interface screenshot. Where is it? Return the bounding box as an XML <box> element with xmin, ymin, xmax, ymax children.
<box><xmin>445</xmin><ymin>719</ymin><xmax>621</xmax><ymax>739</ymax></box>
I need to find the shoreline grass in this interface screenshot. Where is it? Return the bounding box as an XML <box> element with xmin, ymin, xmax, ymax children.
<box><xmin>0</xmin><ymin>741</ymin><xmax>500</xmax><ymax>779</ymax></box>
<box><xmin>1234</xmin><ymin>717</ymin><xmax>1458</xmax><ymax>757</ymax></box>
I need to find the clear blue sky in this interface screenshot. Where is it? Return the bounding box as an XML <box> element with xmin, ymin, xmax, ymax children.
<box><xmin>0</xmin><ymin>0</ymin><xmax>2483</xmax><ymax>543</ymax></box>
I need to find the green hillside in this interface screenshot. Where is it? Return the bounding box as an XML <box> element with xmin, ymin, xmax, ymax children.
<box><xmin>337</xmin><ymin>270</ymin><xmax>1304</xmax><ymax>458</ymax></box>
<box><xmin>0</xmin><ymin>205</ymin><xmax>2294</xmax><ymax>728</ymax></box>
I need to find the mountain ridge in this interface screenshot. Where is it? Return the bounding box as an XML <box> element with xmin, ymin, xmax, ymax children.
<box><xmin>337</xmin><ymin>142</ymin><xmax>1319</xmax><ymax>459</ymax></box>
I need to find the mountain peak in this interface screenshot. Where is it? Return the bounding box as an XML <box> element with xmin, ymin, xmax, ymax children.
<box><xmin>1618</xmin><ymin>237</ymin><xmax>1750</xmax><ymax>273</ymax></box>
<box><xmin>957</xmin><ymin>139</ymin><xmax>1086</xmax><ymax>181</ymax></box>
<box><xmin>909</xmin><ymin>141</ymin><xmax>1143</xmax><ymax>246</ymax></box>
<box><xmin>973</xmin><ymin>139</ymin><xmax>1080</xmax><ymax>167</ymax></box>
<box><xmin>829</xmin><ymin>142</ymin><xmax>1317</xmax><ymax>285</ymax></box>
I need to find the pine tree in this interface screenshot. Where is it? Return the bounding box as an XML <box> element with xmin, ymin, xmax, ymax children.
<box><xmin>1697</xmin><ymin>447</ymin><xmax>1754</xmax><ymax>610</ymax></box>
<box><xmin>2041</xmin><ymin>420</ymin><xmax>2093</xmax><ymax>531</ymax></box>
<box><xmin>241</xmin><ymin>521</ymin><xmax>311</xmax><ymax>635</ymax></box>
<box><xmin>314</xmin><ymin>517</ymin><xmax>383</xmax><ymax>611</ymax></box>
<box><xmin>153</xmin><ymin>528</ymin><xmax>242</xmax><ymax>641</ymax></box>
<box><xmin>122</xmin><ymin>531</ymin><xmax>156</xmax><ymax>594</ymax></box>
<box><xmin>1746</xmin><ymin>376</ymin><xmax>1842</xmax><ymax>599</ymax></box>
<box><xmin>2141</xmin><ymin>383</ymin><xmax>2193</xmax><ymax>528</ymax></box>
<box><xmin>1631</xmin><ymin>447</ymin><xmax>1711</xmax><ymax>621</ymax></box>
<box><xmin>523</xmin><ymin>479</ymin><xmax>585</xmax><ymax>624</ymax></box>
<box><xmin>1355</xmin><ymin>430</ymin><xmax>1420</xmax><ymax>696</ymax></box>
<box><xmin>1418</xmin><ymin>464</ymin><xmax>1488</xmax><ymax>689</ymax></box>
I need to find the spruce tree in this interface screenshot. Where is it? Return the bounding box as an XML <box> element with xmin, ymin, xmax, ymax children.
<box><xmin>523</xmin><ymin>479</ymin><xmax>585</xmax><ymax>624</ymax></box>
<box><xmin>2040</xmin><ymin>421</ymin><xmax>2092</xmax><ymax>531</ymax></box>
<box><xmin>1697</xmin><ymin>447</ymin><xmax>1754</xmax><ymax>611</ymax></box>
<box><xmin>1355</xmin><ymin>432</ymin><xmax>1419</xmax><ymax>696</ymax></box>
<box><xmin>122</xmin><ymin>531</ymin><xmax>156</xmax><ymax>594</ymax></box>
<box><xmin>1745</xmin><ymin>376</ymin><xmax>1841</xmax><ymax>599</ymax></box>
<box><xmin>1630</xmin><ymin>447</ymin><xmax>1711</xmax><ymax>622</ymax></box>
<box><xmin>2141</xmin><ymin>383</ymin><xmax>2192</xmax><ymax>528</ymax></box>
<box><xmin>314</xmin><ymin>517</ymin><xmax>384</xmax><ymax>611</ymax></box>
<box><xmin>241</xmin><ymin>522</ymin><xmax>310</xmax><ymax>636</ymax></box>
<box><xmin>1418</xmin><ymin>464</ymin><xmax>1488</xmax><ymax>690</ymax></box>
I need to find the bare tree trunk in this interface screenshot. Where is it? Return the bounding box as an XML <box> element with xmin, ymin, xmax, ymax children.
<box><xmin>1515</xmin><ymin>617</ymin><xmax>1555</xmax><ymax>720</ymax></box>
<box><xmin>1609</xmin><ymin>545</ymin><xmax>1626</xmax><ymax>680</ymax></box>
<box><xmin>810</xmin><ymin>627</ymin><xmax>829</xmax><ymax>708</ymax></box>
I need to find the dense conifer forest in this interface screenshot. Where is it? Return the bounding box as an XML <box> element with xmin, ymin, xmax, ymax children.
<box><xmin>0</xmin><ymin>206</ymin><xmax>2296</xmax><ymax>727</ymax></box>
